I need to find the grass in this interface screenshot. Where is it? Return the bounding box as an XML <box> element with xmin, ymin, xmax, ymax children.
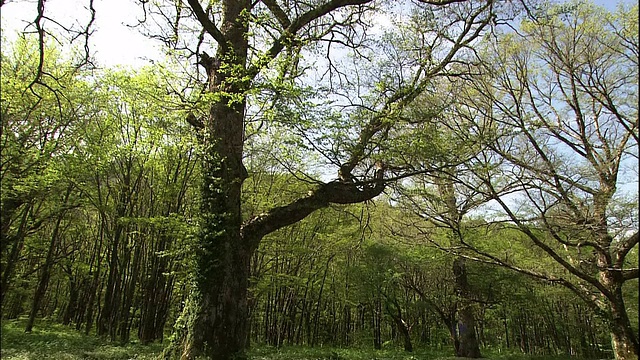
<box><xmin>248</xmin><ymin>346</ymin><xmax>585</xmax><ymax>360</ymax></box>
<box><xmin>1</xmin><ymin>319</ymin><xmax>163</xmax><ymax>359</ymax></box>
<box><xmin>2</xmin><ymin>319</ymin><xmax>599</xmax><ymax>360</ymax></box>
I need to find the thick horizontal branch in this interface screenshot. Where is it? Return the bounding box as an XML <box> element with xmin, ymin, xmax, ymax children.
<box><xmin>241</xmin><ymin>168</ymin><xmax>384</xmax><ymax>250</ymax></box>
<box><xmin>622</xmin><ymin>268</ymin><xmax>639</xmax><ymax>281</ymax></box>
<box><xmin>616</xmin><ymin>231</ymin><xmax>639</xmax><ymax>268</ymax></box>
<box><xmin>186</xmin><ymin>113</ymin><xmax>204</xmax><ymax>129</ymax></box>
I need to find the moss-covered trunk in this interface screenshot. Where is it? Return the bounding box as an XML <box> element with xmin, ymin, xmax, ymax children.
<box><xmin>180</xmin><ymin>188</ymin><xmax>252</xmax><ymax>359</ymax></box>
<box><xmin>168</xmin><ymin>1</ymin><xmax>251</xmax><ymax>357</ymax></box>
<box><xmin>168</xmin><ymin>112</ymin><xmax>250</xmax><ymax>359</ymax></box>
<box><xmin>163</xmin><ymin>1</ymin><xmax>386</xmax><ymax>357</ymax></box>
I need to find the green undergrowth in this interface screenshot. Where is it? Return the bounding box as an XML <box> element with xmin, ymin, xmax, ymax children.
<box><xmin>1</xmin><ymin>319</ymin><xmax>163</xmax><ymax>359</ymax></box>
<box><xmin>248</xmin><ymin>346</ymin><xmax>585</xmax><ymax>360</ymax></box>
<box><xmin>2</xmin><ymin>319</ymin><xmax>597</xmax><ymax>360</ymax></box>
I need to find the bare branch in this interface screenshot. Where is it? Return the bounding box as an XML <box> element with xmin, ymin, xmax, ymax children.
<box><xmin>247</xmin><ymin>0</ymin><xmax>374</xmax><ymax>78</ymax></box>
<box><xmin>262</xmin><ymin>0</ymin><xmax>290</xmax><ymax>28</ymax></box>
<box><xmin>416</xmin><ymin>0</ymin><xmax>469</xmax><ymax>4</ymax></box>
<box><xmin>186</xmin><ymin>0</ymin><xmax>227</xmax><ymax>50</ymax></box>
<box><xmin>340</xmin><ymin>1</ymin><xmax>495</xmax><ymax>179</ymax></box>
<box><xmin>28</xmin><ymin>0</ymin><xmax>46</xmax><ymax>89</ymax></box>
<box><xmin>485</xmin><ymin>180</ymin><xmax>613</xmax><ymax>299</ymax></box>
<box><xmin>418</xmin><ymin>232</ymin><xmax>611</xmax><ymax>320</ymax></box>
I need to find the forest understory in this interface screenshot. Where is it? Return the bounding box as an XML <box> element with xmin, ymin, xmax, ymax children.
<box><xmin>1</xmin><ymin>0</ymin><xmax>638</xmax><ymax>359</ymax></box>
<box><xmin>1</xmin><ymin>318</ymin><xmax>615</xmax><ymax>360</ymax></box>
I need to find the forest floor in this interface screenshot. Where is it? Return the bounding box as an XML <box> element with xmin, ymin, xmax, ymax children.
<box><xmin>1</xmin><ymin>319</ymin><xmax>596</xmax><ymax>360</ymax></box>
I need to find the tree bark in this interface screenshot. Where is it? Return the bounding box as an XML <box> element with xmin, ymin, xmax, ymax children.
<box><xmin>436</xmin><ymin>173</ymin><xmax>482</xmax><ymax>358</ymax></box>
<box><xmin>1</xmin><ymin>203</ymin><xmax>31</xmax><ymax>309</ymax></box>
<box><xmin>385</xmin><ymin>298</ymin><xmax>413</xmax><ymax>352</ymax></box>
<box><xmin>97</xmin><ymin>193</ymin><xmax>128</xmax><ymax>338</ymax></box>
<box><xmin>119</xmin><ymin>237</ymin><xmax>142</xmax><ymax>343</ymax></box>
<box><xmin>453</xmin><ymin>257</ymin><xmax>481</xmax><ymax>358</ymax></box>
<box><xmin>373</xmin><ymin>299</ymin><xmax>382</xmax><ymax>350</ymax></box>
<box><xmin>603</xmin><ymin>275</ymin><xmax>639</xmax><ymax>360</ymax></box>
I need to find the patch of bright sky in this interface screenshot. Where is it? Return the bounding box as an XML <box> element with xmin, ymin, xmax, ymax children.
<box><xmin>1</xmin><ymin>0</ymin><xmax>163</xmax><ymax>67</ymax></box>
<box><xmin>1</xmin><ymin>0</ymin><xmax>636</xmax><ymax>68</ymax></box>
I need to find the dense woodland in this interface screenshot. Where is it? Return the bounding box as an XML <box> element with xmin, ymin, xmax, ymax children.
<box><xmin>1</xmin><ymin>0</ymin><xmax>638</xmax><ymax>360</ymax></box>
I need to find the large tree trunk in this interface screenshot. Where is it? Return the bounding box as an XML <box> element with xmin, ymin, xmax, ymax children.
<box><xmin>181</xmin><ymin>235</ymin><xmax>252</xmax><ymax>359</ymax></box>
<box><xmin>174</xmin><ymin>90</ymin><xmax>250</xmax><ymax>356</ymax></box>
<box><xmin>601</xmin><ymin>270</ymin><xmax>639</xmax><ymax>360</ymax></box>
<box><xmin>611</xmin><ymin>320</ymin><xmax>638</xmax><ymax>360</ymax></box>
<box><xmin>169</xmin><ymin>1</ymin><xmax>251</xmax><ymax>354</ymax></box>
<box><xmin>609</xmin><ymin>298</ymin><xmax>638</xmax><ymax>360</ymax></box>
<box><xmin>167</xmin><ymin>145</ymin><xmax>252</xmax><ymax>359</ymax></box>
<box><xmin>596</xmin><ymin>227</ymin><xmax>638</xmax><ymax>360</ymax></box>
<box><xmin>452</xmin><ymin>257</ymin><xmax>481</xmax><ymax>358</ymax></box>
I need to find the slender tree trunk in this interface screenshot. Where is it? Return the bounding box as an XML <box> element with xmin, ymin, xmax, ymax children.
<box><xmin>436</xmin><ymin>174</ymin><xmax>482</xmax><ymax>358</ymax></box>
<box><xmin>62</xmin><ymin>275</ymin><xmax>79</xmax><ymax>325</ymax></box>
<box><xmin>386</xmin><ymin>300</ymin><xmax>413</xmax><ymax>352</ymax></box>
<box><xmin>342</xmin><ymin>305</ymin><xmax>351</xmax><ymax>346</ymax></box>
<box><xmin>84</xmin><ymin>217</ymin><xmax>105</xmax><ymax>335</ymax></box>
<box><xmin>25</xmin><ymin>187</ymin><xmax>72</xmax><ymax>332</ymax></box>
<box><xmin>373</xmin><ymin>299</ymin><xmax>382</xmax><ymax>350</ymax></box>
<box><xmin>311</xmin><ymin>255</ymin><xmax>332</xmax><ymax>347</ymax></box>
<box><xmin>447</xmin><ymin>319</ymin><xmax>460</xmax><ymax>354</ymax></box>
<box><xmin>1</xmin><ymin>203</ymin><xmax>31</xmax><ymax>308</ymax></box>
<box><xmin>98</xmin><ymin>214</ymin><xmax>125</xmax><ymax>337</ymax></box>
<box><xmin>119</xmin><ymin>237</ymin><xmax>141</xmax><ymax>343</ymax></box>
<box><xmin>0</xmin><ymin>197</ymin><xmax>24</xmax><ymax>255</ymax></box>
<box><xmin>139</xmin><ymin>235</ymin><xmax>168</xmax><ymax>344</ymax></box>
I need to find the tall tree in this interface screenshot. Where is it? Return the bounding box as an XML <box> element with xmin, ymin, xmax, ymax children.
<box><xmin>389</xmin><ymin>75</ymin><xmax>490</xmax><ymax>357</ymax></box>
<box><xmin>151</xmin><ymin>1</ymin><xmax>500</xmax><ymax>358</ymax></box>
<box><xmin>1</xmin><ymin>38</ymin><xmax>94</xmax><ymax>313</ymax></box>
<box><xmin>445</xmin><ymin>2</ymin><xmax>638</xmax><ymax>359</ymax></box>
